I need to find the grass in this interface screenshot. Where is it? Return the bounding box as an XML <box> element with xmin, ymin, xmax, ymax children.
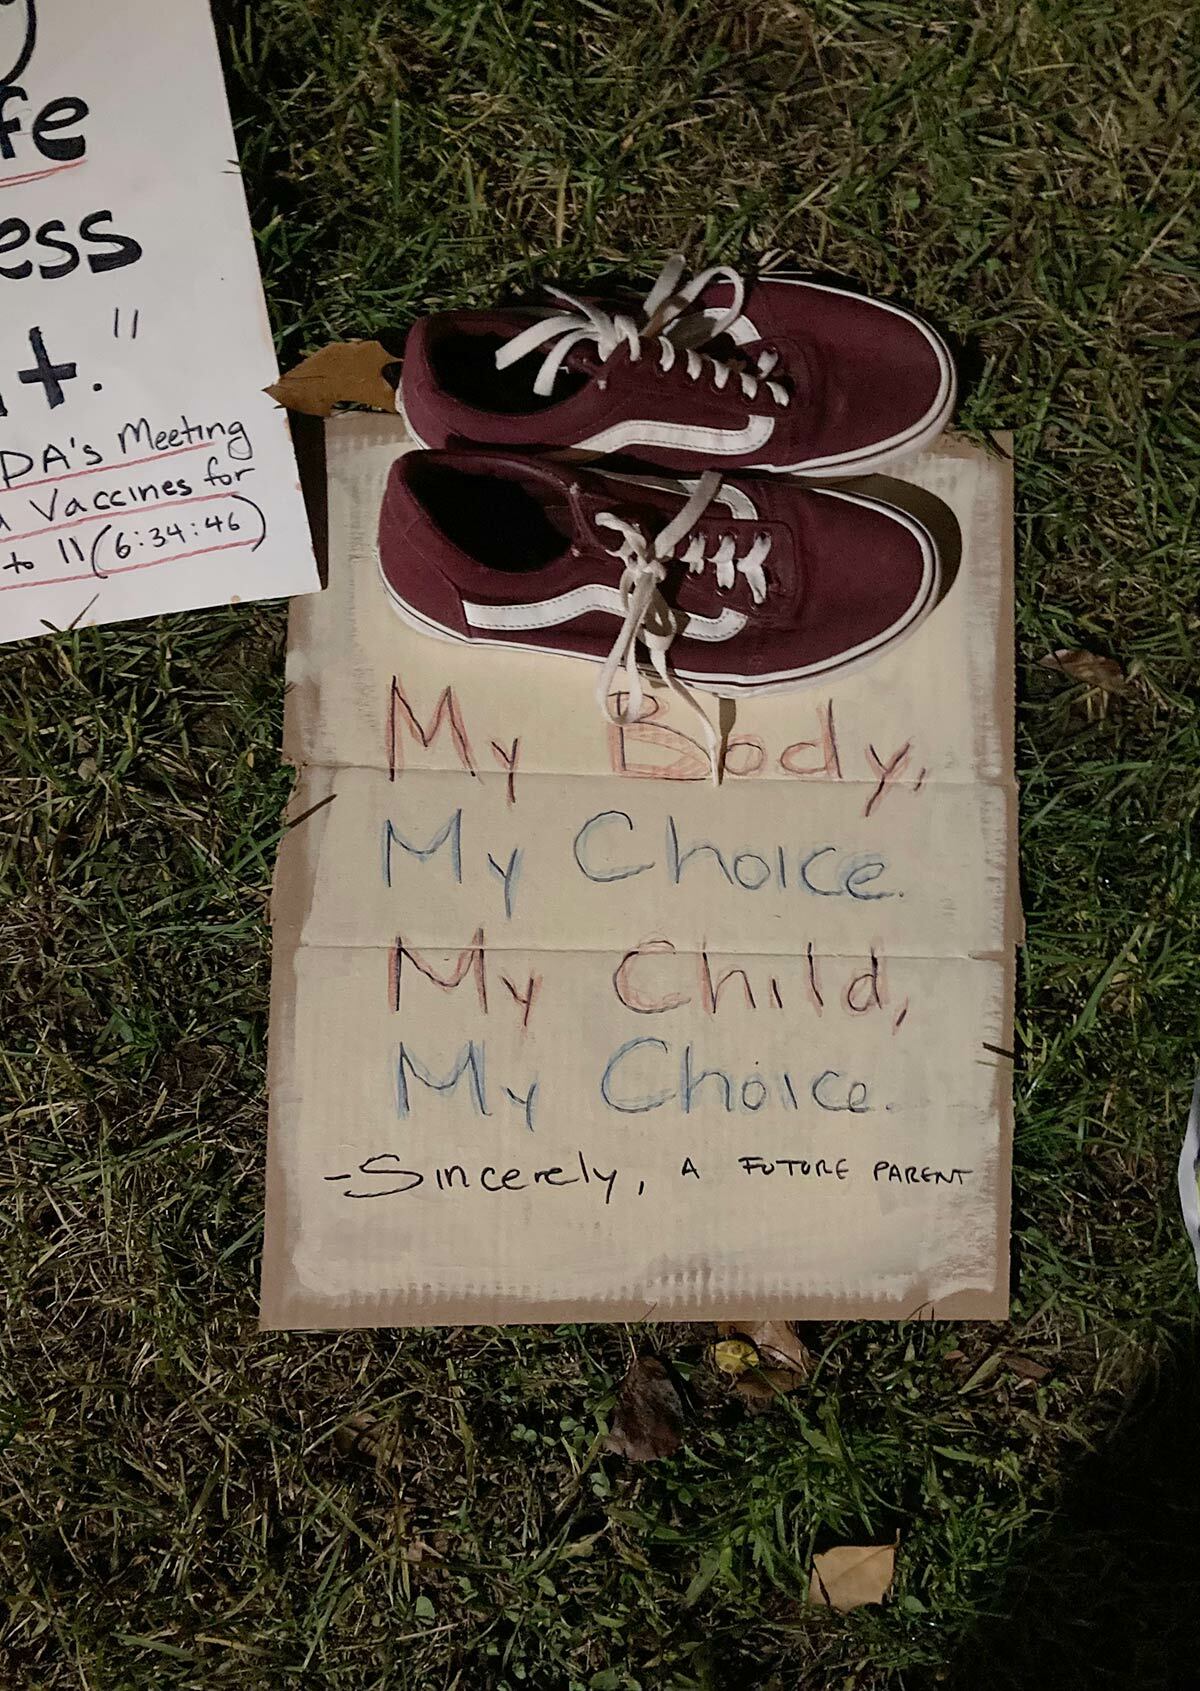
<box><xmin>2</xmin><ymin>0</ymin><xmax>1200</xmax><ymax>1684</ymax></box>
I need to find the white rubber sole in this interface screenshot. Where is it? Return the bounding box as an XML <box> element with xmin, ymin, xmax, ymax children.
<box><xmin>377</xmin><ymin>487</ymin><xmax>942</xmax><ymax>701</ymax></box>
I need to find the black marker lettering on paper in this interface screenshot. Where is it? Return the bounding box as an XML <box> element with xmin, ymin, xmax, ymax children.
<box><xmin>0</xmin><ymin>0</ymin><xmax>144</xmax><ymax>419</ymax></box>
<box><xmin>0</xmin><ymin>1</ymin><xmax>37</xmax><ymax>90</ymax></box>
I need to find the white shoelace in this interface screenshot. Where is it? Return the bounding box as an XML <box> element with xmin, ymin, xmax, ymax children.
<box><xmin>495</xmin><ymin>255</ymin><xmax>789</xmax><ymax>406</ymax></box>
<box><xmin>593</xmin><ymin>471</ymin><xmax>772</xmax><ymax>785</ymax></box>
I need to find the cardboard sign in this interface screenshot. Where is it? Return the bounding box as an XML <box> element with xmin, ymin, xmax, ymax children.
<box><xmin>262</xmin><ymin>415</ymin><xmax>1018</xmax><ymax>1328</ymax></box>
<box><xmin>0</xmin><ymin>0</ymin><xmax>317</xmax><ymax>644</ymax></box>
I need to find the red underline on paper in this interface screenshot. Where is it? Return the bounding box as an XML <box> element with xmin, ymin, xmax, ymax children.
<box><xmin>0</xmin><ymin>442</ymin><xmax>213</xmax><ymax>498</ymax></box>
<box><xmin>0</xmin><ymin>537</ymin><xmax>258</xmax><ymax>592</ymax></box>
<box><xmin>3</xmin><ymin>489</ymin><xmax>243</xmax><ymax>546</ymax></box>
<box><xmin>0</xmin><ymin>159</ymin><xmax>85</xmax><ymax>190</ymax></box>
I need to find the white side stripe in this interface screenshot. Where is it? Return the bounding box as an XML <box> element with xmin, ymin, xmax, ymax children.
<box><xmin>464</xmin><ymin>586</ymin><xmax>746</xmax><ymax>642</ymax></box>
<box><xmin>574</xmin><ymin>414</ymin><xmax>775</xmax><ymax>457</ymax></box>
<box><xmin>592</xmin><ymin>467</ymin><xmax>759</xmax><ymax>521</ymax></box>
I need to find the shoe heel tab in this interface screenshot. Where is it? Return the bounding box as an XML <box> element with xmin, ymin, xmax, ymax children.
<box><xmin>381</xmin><ymin>448</ymin><xmax>425</xmax><ymax>510</ymax></box>
<box><xmin>384</xmin><ymin>447</ymin><xmax>480</xmax><ymax>512</ymax></box>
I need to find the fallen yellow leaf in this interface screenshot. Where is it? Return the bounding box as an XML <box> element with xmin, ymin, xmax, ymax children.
<box><xmin>716</xmin><ymin>1319</ymin><xmax>814</xmax><ymax>1401</ymax></box>
<box><xmin>266</xmin><ymin>340</ymin><xmax>398</xmax><ymax>418</ymax></box>
<box><xmin>712</xmin><ymin>1338</ymin><xmax>758</xmax><ymax>1376</ymax></box>
<box><xmin>809</xmin><ymin>1541</ymin><xmax>897</xmax><ymax>1611</ymax></box>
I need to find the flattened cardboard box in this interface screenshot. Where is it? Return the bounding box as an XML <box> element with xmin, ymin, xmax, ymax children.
<box><xmin>262</xmin><ymin>415</ymin><xmax>1018</xmax><ymax>1328</ymax></box>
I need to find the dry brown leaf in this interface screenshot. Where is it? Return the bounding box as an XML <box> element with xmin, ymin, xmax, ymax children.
<box><xmin>730</xmin><ymin>1319</ymin><xmax>813</xmax><ymax>1375</ymax></box>
<box><xmin>1039</xmin><ymin>648</ymin><xmax>1126</xmax><ymax>692</ymax></box>
<box><xmin>717</xmin><ymin>1319</ymin><xmax>814</xmax><ymax>1400</ymax></box>
<box><xmin>809</xmin><ymin>1540</ymin><xmax>897</xmax><ymax>1611</ymax></box>
<box><xmin>732</xmin><ymin>1368</ymin><xmax>806</xmax><ymax>1406</ymax></box>
<box><xmin>605</xmin><ymin>1356</ymin><xmax>684</xmax><ymax>1462</ymax></box>
<box><xmin>1006</xmin><ymin>1354</ymin><xmax>1051</xmax><ymax>1382</ymax></box>
<box><xmin>333</xmin><ymin>1410</ymin><xmax>403</xmax><ymax>1473</ymax></box>
<box><xmin>266</xmin><ymin>340</ymin><xmax>398</xmax><ymax>418</ymax></box>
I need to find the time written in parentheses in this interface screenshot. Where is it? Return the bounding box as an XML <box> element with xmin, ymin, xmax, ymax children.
<box><xmin>0</xmin><ymin>490</ymin><xmax>268</xmax><ymax>591</ymax></box>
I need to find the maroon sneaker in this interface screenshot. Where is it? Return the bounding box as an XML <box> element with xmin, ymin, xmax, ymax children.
<box><xmin>398</xmin><ymin>256</ymin><xmax>955</xmax><ymax>478</ymax></box>
<box><xmin>378</xmin><ymin>451</ymin><xmax>940</xmax><ymax>773</ymax></box>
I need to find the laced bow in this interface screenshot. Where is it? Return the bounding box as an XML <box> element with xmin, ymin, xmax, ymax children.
<box><xmin>495</xmin><ymin>255</ymin><xmax>789</xmax><ymax>405</ymax></box>
<box><xmin>594</xmin><ymin>471</ymin><xmax>773</xmax><ymax>786</ymax></box>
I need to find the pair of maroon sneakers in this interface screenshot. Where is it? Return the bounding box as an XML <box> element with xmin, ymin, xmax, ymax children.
<box><xmin>378</xmin><ymin>258</ymin><xmax>955</xmax><ymax>766</ymax></box>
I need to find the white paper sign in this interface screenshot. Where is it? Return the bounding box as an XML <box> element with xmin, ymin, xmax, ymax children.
<box><xmin>0</xmin><ymin>0</ymin><xmax>318</xmax><ymax>644</ymax></box>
